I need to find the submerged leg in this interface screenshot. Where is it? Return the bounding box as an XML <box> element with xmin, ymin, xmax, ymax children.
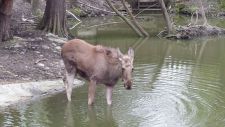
<box><xmin>65</xmin><ymin>70</ymin><xmax>75</xmax><ymax>101</ymax></box>
<box><xmin>88</xmin><ymin>80</ymin><xmax>97</xmax><ymax>105</ymax></box>
<box><xmin>106</xmin><ymin>86</ymin><xmax>113</xmax><ymax>105</ymax></box>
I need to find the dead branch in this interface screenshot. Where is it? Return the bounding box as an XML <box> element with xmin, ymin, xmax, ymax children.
<box><xmin>194</xmin><ymin>10</ymin><xmax>199</xmax><ymax>25</ymax></box>
<box><xmin>66</xmin><ymin>10</ymin><xmax>81</xmax><ymax>22</ymax></box>
<box><xmin>134</xmin><ymin>3</ymin><xmax>158</xmax><ymax>17</ymax></box>
<box><xmin>105</xmin><ymin>0</ymin><xmax>144</xmax><ymax>37</ymax></box>
<box><xmin>76</xmin><ymin>1</ymin><xmax>115</xmax><ymax>14</ymax></box>
<box><xmin>69</xmin><ymin>22</ymin><xmax>82</xmax><ymax>30</ymax></box>
<box><xmin>121</xmin><ymin>0</ymin><xmax>149</xmax><ymax>37</ymax></box>
<box><xmin>188</xmin><ymin>12</ymin><xmax>195</xmax><ymax>26</ymax></box>
<box><xmin>198</xmin><ymin>0</ymin><xmax>208</xmax><ymax>26</ymax></box>
<box><xmin>158</xmin><ymin>0</ymin><xmax>173</xmax><ymax>34</ymax></box>
<box><xmin>35</xmin><ymin>59</ymin><xmax>48</xmax><ymax>64</ymax></box>
<box><xmin>85</xmin><ymin>21</ymin><xmax>124</xmax><ymax>29</ymax></box>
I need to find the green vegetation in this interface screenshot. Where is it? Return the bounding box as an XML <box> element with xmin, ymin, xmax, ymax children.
<box><xmin>70</xmin><ymin>7</ymin><xmax>82</xmax><ymax>16</ymax></box>
<box><xmin>175</xmin><ymin>3</ymin><xmax>198</xmax><ymax>15</ymax></box>
<box><xmin>219</xmin><ymin>0</ymin><xmax>225</xmax><ymax>10</ymax></box>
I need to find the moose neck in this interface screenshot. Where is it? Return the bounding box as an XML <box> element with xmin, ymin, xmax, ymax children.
<box><xmin>102</xmin><ymin>55</ymin><xmax>123</xmax><ymax>85</ymax></box>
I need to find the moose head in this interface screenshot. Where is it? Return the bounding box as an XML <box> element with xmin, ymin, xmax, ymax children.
<box><xmin>117</xmin><ymin>48</ymin><xmax>134</xmax><ymax>90</ymax></box>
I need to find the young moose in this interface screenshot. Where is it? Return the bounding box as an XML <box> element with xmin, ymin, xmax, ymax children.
<box><xmin>61</xmin><ymin>39</ymin><xmax>134</xmax><ymax>105</ymax></box>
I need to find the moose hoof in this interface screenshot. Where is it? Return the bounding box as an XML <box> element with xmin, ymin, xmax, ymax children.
<box><xmin>88</xmin><ymin>100</ymin><xmax>94</xmax><ymax>105</ymax></box>
<box><xmin>107</xmin><ymin>102</ymin><xmax>112</xmax><ymax>105</ymax></box>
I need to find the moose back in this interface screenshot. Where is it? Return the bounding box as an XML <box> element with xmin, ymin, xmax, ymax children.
<box><xmin>61</xmin><ymin>39</ymin><xmax>134</xmax><ymax>105</ymax></box>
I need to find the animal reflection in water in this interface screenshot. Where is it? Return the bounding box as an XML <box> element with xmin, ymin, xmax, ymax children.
<box><xmin>61</xmin><ymin>39</ymin><xmax>134</xmax><ymax>105</ymax></box>
<box><xmin>64</xmin><ymin>103</ymin><xmax>116</xmax><ymax>127</ymax></box>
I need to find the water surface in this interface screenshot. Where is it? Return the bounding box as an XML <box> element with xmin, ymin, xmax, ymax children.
<box><xmin>1</xmin><ymin>16</ymin><xmax>225</xmax><ymax>127</ymax></box>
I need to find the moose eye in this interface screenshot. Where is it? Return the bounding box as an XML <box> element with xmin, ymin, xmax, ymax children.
<box><xmin>122</xmin><ymin>68</ymin><xmax>125</xmax><ymax>72</ymax></box>
<box><xmin>132</xmin><ymin>68</ymin><xmax>134</xmax><ymax>72</ymax></box>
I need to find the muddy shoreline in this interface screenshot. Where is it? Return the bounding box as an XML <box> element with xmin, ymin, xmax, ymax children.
<box><xmin>0</xmin><ymin>79</ymin><xmax>83</xmax><ymax>108</ymax></box>
<box><xmin>0</xmin><ymin>31</ymin><xmax>74</xmax><ymax>107</ymax></box>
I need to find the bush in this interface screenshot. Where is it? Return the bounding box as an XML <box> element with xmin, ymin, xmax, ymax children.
<box><xmin>175</xmin><ymin>3</ymin><xmax>198</xmax><ymax>15</ymax></box>
<box><xmin>219</xmin><ymin>0</ymin><xmax>225</xmax><ymax>10</ymax></box>
<box><xmin>70</xmin><ymin>7</ymin><xmax>82</xmax><ymax>16</ymax></box>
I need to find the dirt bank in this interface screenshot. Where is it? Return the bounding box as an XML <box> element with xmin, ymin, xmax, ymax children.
<box><xmin>0</xmin><ymin>31</ymin><xmax>66</xmax><ymax>83</ymax></box>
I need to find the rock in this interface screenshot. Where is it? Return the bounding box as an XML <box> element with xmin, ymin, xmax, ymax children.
<box><xmin>28</xmin><ymin>38</ymin><xmax>35</xmax><ymax>41</ymax></box>
<box><xmin>14</xmin><ymin>43</ymin><xmax>22</xmax><ymax>48</ymax></box>
<box><xmin>36</xmin><ymin>37</ymin><xmax>43</xmax><ymax>41</ymax></box>
<box><xmin>13</xmin><ymin>36</ymin><xmax>25</xmax><ymax>41</ymax></box>
<box><xmin>35</xmin><ymin>51</ymin><xmax>41</xmax><ymax>54</ymax></box>
<box><xmin>46</xmin><ymin>33</ymin><xmax>67</xmax><ymax>44</ymax></box>
<box><xmin>37</xmin><ymin>63</ymin><xmax>45</xmax><ymax>67</ymax></box>
<box><xmin>42</xmin><ymin>45</ymin><xmax>50</xmax><ymax>50</ymax></box>
<box><xmin>218</xmin><ymin>12</ymin><xmax>225</xmax><ymax>17</ymax></box>
<box><xmin>51</xmin><ymin>43</ymin><xmax>57</xmax><ymax>46</ymax></box>
<box><xmin>44</xmin><ymin>67</ymin><xmax>50</xmax><ymax>70</ymax></box>
<box><xmin>60</xmin><ymin>60</ymin><xmax>64</xmax><ymax>67</ymax></box>
<box><xmin>55</xmin><ymin>46</ymin><xmax>61</xmax><ymax>51</ymax></box>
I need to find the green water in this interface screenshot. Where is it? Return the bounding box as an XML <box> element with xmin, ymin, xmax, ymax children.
<box><xmin>1</xmin><ymin>16</ymin><xmax>225</xmax><ymax>127</ymax></box>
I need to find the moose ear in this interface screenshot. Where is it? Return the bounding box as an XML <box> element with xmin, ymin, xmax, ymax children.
<box><xmin>117</xmin><ymin>48</ymin><xmax>123</xmax><ymax>57</ymax></box>
<box><xmin>117</xmin><ymin>48</ymin><xmax>123</xmax><ymax>61</ymax></box>
<box><xmin>128</xmin><ymin>47</ymin><xmax>134</xmax><ymax>58</ymax></box>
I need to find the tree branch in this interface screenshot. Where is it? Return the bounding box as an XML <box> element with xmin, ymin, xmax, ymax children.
<box><xmin>66</xmin><ymin>10</ymin><xmax>81</xmax><ymax>22</ymax></box>
<box><xmin>105</xmin><ymin>0</ymin><xmax>144</xmax><ymax>37</ymax></box>
<box><xmin>121</xmin><ymin>0</ymin><xmax>149</xmax><ymax>37</ymax></box>
<box><xmin>76</xmin><ymin>1</ymin><xmax>115</xmax><ymax>14</ymax></box>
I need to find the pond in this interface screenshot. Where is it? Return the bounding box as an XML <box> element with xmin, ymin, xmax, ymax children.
<box><xmin>1</xmin><ymin>16</ymin><xmax>225</xmax><ymax>127</ymax></box>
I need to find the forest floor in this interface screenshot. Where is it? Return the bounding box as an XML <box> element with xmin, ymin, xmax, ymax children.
<box><xmin>0</xmin><ymin>30</ymin><xmax>66</xmax><ymax>84</ymax></box>
<box><xmin>0</xmin><ymin>0</ymin><xmax>69</xmax><ymax>84</ymax></box>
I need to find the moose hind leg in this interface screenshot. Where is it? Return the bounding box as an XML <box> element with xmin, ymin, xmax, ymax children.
<box><xmin>65</xmin><ymin>69</ymin><xmax>75</xmax><ymax>101</ymax></box>
<box><xmin>63</xmin><ymin>58</ymin><xmax>77</xmax><ymax>101</ymax></box>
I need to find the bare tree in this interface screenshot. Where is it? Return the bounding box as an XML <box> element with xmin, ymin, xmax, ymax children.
<box><xmin>38</xmin><ymin>0</ymin><xmax>68</xmax><ymax>37</ymax></box>
<box><xmin>0</xmin><ymin>0</ymin><xmax>13</xmax><ymax>42</ymax></box>
<box><xmin>121</xmin><ymin>0</ymin><xmax>149</xmax><ymax>37</ymax></box>
<box><xmin>105</xmin><ymin>0</ymin><xmax>144</xmax><ymax>37</ymax></box>
<box><xmin>158</xmin><ymin>0</ymin><xmax>173</xmax><ymax>34</ymax></box>
<box><xmin>188</xmin><ymin>0</ymin><xmax>209</xmax><ymax>26</ymax></box>
<box><xmin>198</xmin><ymin>0</ymin><xmax>208</xmax><ymax>25</ymax></box>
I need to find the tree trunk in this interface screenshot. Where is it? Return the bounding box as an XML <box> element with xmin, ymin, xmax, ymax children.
<box><xmin>105</xmin><ymin>0</ymin><xmax>144</xmax><ymax>37</ymax></box>
<box><xmin>158</xmin><ymin>0</ymin><xmax>173</xmax><ymax>34</ymax></box>
<box><xmin>0</xmin><ymin>0</ymin><xmax>13</xmax><ymax>42</ymax></box>
<box><xmin>38</xmin><ymin>0</ymin><xmax>68</xmax><ymax>37</ymax></box>
<box><xmin>31</xmin><ymin>0</ymin><xmax>41</xmax><ymax>15</ymax></box>
<box><xmin>121</xmin><ymin>0</ymin><xmax>149</xmax><ymax>37</ymax></box>
<box><xmin>198</xmin><ymin>0</ymin><xmax>208</xmax><ymax>25</ymax></box>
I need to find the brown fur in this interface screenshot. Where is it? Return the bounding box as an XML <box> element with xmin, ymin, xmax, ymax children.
<box><xmin>61</xmin><ymin>39</ymin><xmax>134</xmax><ymax>105</ymax></box>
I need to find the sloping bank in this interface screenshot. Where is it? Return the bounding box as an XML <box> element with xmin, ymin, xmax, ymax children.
<box><xmin>0</xmin><ymin>79</ymin><xmax>84</xmax><ymax>107</ymax></box>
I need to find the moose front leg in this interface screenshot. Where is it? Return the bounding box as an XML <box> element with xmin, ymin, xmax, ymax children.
<box><xmin>88</xmin><ymin>80</ymin><xmax>97</xmax><ymax>105</ymax></box>
<box><xmin>106</xmin><ymin>86</ymin><xmax>113</xmax><ymax>105</ymax></box>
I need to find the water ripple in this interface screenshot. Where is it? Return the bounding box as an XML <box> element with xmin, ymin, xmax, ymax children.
<box><xmin>128</xmin><ymin>56</ymin><xmax>225</xmax><ymax>127</ymax></box>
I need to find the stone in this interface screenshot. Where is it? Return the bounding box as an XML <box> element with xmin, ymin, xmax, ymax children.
<box><xmin>37</xmin><ymin>63</ymin><xmax>45</xmax><ymax>67</ymax></box>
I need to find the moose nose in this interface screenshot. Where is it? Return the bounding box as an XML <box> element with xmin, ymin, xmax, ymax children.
<box><xmin>125</xmin><ymin>80</ymin><xmax>132</xmax><ymax>90</ymax></box>
<box><xmin>126</xmin><ymin>85</ymin><xmax>131</xmax><ymax>90</ymax></box>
